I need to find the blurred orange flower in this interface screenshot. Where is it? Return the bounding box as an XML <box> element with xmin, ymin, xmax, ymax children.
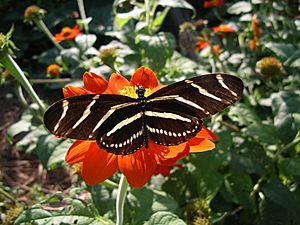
<box><xmin>196</xmin><ymin>40</ymin><xmax>220</xmax><ymax>56</ymax></box>
<box><xmin>204</xmin><ymin>0</ymin><xmax>224</xmax><ymax>8</ymax></box>
<box><xmin>53</xmin><ymin>25</ymin><xmax>80</xmax><ymax>43</ymax></box>
<box><xmin>250</xmin><ymin>14</ymin><xmax>261</xmax><ymax>50</ymax></box>
<box><xmin>64</xmin><ymin>67</ymin><xmax>217</xmax><ymax>187</ymax></box>
<box><xmin>47</xmin><ymin>64</ymin><xmax>61</xmax><ymax>77</ymax></box>
<box><xmin>213</xmin><ymin>24</ymin><xmax>236</xmax><ymax>33</ymax></box>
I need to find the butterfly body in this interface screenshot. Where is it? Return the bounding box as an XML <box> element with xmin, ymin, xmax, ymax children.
<box><xmin>44</xmin><ymin>73</ymin><xmax>244</xmax><ymax>155</ymax></box>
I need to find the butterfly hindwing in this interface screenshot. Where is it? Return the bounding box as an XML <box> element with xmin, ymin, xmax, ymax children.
<box><xmin>96</xmin><ymin>104</ymin><xmax>144</xmax><ymax>155</ymax></box>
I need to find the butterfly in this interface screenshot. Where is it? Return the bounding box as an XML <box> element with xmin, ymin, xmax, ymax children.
<box><xmin>44</xmin><ymin>73</ymin><xmax>243</xmax><ymax>155</ymax></box>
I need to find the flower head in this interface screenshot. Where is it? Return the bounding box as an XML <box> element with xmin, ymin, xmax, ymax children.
<box><xmin>53</xmin><ymin>25</ymin><xmax>81</xmax><ymax>43</ymax></box>
<box><xmin>204</xmin><ymin>0</ymin><xmax>224</xmax><ymax>8</ymax></box>
<box><xmin>99</xmin><ymin>47</ymin><xmax>118</xmax><ymax>68</ymax></box>
<box><xmin>196</xmin><ymin>40</ymin><xmax>220</xmax><ymax>56</ymax></box>
<box><xmin>212</xmin><ymin>24</ymin><xmax>236</xmax><ymax>33</ymax></box>
<box><xmin>47</xmin><ymin>64</ymin><xmax>61</xmax><ymax>78</ymax></box>
<box><xmin>256</xmin><ymin>57</ymin><xmax>284</xmax><ymax>78</ymax></box>
<box><xmin>63</xmin><ymin>67</ymin><xmax>217</xmax><ymax>187</ymax></box>
<box><xmin>24</xmin><ymin>5</ymin><xmax>46</xmax><ymax>24</ymax></box>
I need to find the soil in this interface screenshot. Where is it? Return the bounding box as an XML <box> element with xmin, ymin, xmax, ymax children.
<box><xmin>0</xmin><ymin>85</ymin><xmax>71</xmax><ymax>205</ymax></box>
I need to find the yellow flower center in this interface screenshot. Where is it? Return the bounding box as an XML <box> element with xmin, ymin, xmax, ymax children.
<box><xmin>61</xmin><ymin>27</ymin><xmax>73</xmax><ymax>36</ymax></box>
<box><xmin>118</xmin><ymin>86</ymin><xmax>152</xmax><ymax>98</ymax></box>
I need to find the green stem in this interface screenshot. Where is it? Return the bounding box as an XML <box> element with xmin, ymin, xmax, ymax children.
<box><xmin>15</xmin><ymin>84</ymin><xmax>28</xmax><ymax>107</ymax></box>
<box><xmin>100</xmin><ymin>179</ymin><xmax>119</xmax><ymax>189</ymax></box>
<box><xmin>0</xmin><ymin>53</ymin><xmax>46</xmax><ymax>112</ymax></box>
<box><xmin>116</xmin><ymin>174</ymin><xmax>129</xmax><ymax>225</ymax></box>
<box><xmin>34</xmin><ymin>19</ymin><xmax>64</xmax><ymax>50</ymax></box>
<box><xmin>0</xmin><ymin>185</ymin><xmax>18</xmax><ymax>204</ymax></box>
<box><xmin>77</xmin><ymin>0</ymin><xmax>89</xmax><ymax>33</ymax></box>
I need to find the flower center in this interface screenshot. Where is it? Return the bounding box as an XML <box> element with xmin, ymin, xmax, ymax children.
<box><xmin>118</xmin><ymin>86</ymin><xmax>152</xmax><ymax>99</ymax></box>
<box><xmin>61</xmin><ymin>27</ymin><xmax>72</xmax><ymax>36</ymax></box>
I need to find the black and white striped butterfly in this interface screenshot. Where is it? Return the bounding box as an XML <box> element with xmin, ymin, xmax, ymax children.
<box><xmin>44</xmin><ymin>73</ymin><xmax>243</xmax><ymax>155</ymax></box>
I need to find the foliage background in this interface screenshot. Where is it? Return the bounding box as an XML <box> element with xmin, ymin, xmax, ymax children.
<box><xmin>0</xmin><ymin>0</ymin><xmax>299</xmax><ymax>224</ymax></box>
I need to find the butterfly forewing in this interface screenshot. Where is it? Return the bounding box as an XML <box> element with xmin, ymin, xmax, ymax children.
<box><xmin>44</xmin><ymin>94</ymin><xmax>137</xmax><ymax>140</ymax></box>
<box><xmin>147</xmin><ymin>73</ymin><xmax>243</xmax><ymax>117</ymax></box>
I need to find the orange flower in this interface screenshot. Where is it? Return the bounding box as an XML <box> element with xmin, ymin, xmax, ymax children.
<box><xmin>213</xmin><ymin>24</ymin><xmax>235</xmax><ymax>33</ymax></box>
<box><xmin>47</xmin><ymin>64</ymin><xmax>61</xmax><ymax>77</ymax></box>
<box><xmin>53</xmin><ymin>25</ymin><xmax>80</xmax><ymax>43</ymax></box>
<box><xmin>249</xmin><ymin>39</ymin><xmax>257</xmax><ymax>50</ymax></box>
<box><xmin>196</xmin><ymin>40</ymin><xmax>220</xmax><ymax>56</ymax></box>
<box><xmin>64</xmin><ymin>67</ymin><xmax>217</xmax><ymax>188</ymax></box>
<box><xmin>204</xmin><ymin>0</ymin><xmax>224</xmax><ymax>8</ymax></box>
<box><xmin>196</xmin><ymin>40</ymin><xmax>209</xmax><ymax>51</ymax></box>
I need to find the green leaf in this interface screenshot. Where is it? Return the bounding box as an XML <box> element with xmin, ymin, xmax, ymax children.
<box><xmin>128</xmin><ymin>187</ymin><xmax>178</xmax><ymax>224</ymax></box>
<box><xmin>157</xmin><ymin>0</ymin><xmax>195</xmax><ymax>15</ymax></box>
<box><xmin>230</xmin><ymin>140</ymin><xmax>274</xmax><ymax>175</ymax></box>
<box><xmin>136</xmin><ymin>32</ymin><xmax>175</xmax><ymax>71</ymax></box>
<box><xmin>144</xmin><ymin>211</ymin><xmax>186</xmax><ymax>225</ymax></box>
<box><xmin>15</xmin><ymin>207</ymin><xmax>108</xmax><ymax>225</ymax></box>
<box><xmin>261</xmin><ymin>178</ymin><xmax>296</xmax><ymax>211</ymax></box>
<box><xmin>114</xmin><ymin>7</ymin><xmax>144</xmax><ymax>29</ymax></box>
<box><xmin>264</xmin><ymin>42</ymin><xmax>295</xmax><ymax>59</ymax></box>
<box><xmin>270</xmin><ymin>91</ymin><xmax>300</xmax><ymax>143</ymax></box>
<box><xmin>151</xmin><ymin>7</ymin><xmax>170</xmax><ymax>33</ymax></box>
<box><xmin>278</xmin><ymin>157</ymin><xmax>300</xmax><ymax>178</ymax></box>
<box><xmin>190</xmin><ymin>152</ymin><xmax>224</xmax><ymax>198</ymax></box>
<box><xmin>228</xmin><ymin>103</ymin><xmax>261</xmax><ymax>126</ymax></box>
<box><xmin>35</xmin><ymin>135</ymin><xmax>72</xmax><ymax>169</ymax></box>
<box><xmin>75</xmin><ymin>34</ymin><xmax>97</xmax><ymax>52</ymax></box>
<box><xmin>244</xmin><ymin>123</ymin><xmax>279</xmax><ymax>145</ymax></box>
<box><xmin>221</xmin><ymin>173</ymin><xmax>255</xmax><ymax>209</ymax></box>
<box><xmin>227</xmin><ymin>1</ymin><xmax>252</xmax><ymax>15</ymax></box>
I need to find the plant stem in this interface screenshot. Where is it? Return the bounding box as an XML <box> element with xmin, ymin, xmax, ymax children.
<box><xmin>0</xmin><ymin>53</ymin><xmax>46</xmax><ymax>113</ymax></box>
<box><xmin>77</xmin><ymin>0</ymin><xmax>89</xmax><ymax>33</ymax></box>
<box><xmin>15</xmin><ymin>84</ymin><xmax>28</xmax><ymax>107</ymax></box>
<box><xmin>116</xmin><ymin>174</ymin><xmax>129</xmax><ymax>225</ymax></box>
<box><xmin>34</xmin><ymin>19</ymin><xmax>64</xmax><ymax>50</ymax></box>
<box><xmin>0</xmin><ymin>185</ymin><xmax>18</xmax><ymax>204</ymax></box>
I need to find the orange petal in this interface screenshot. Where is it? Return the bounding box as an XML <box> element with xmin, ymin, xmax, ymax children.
<box><xmin>150</xmin><ymin>141</ymin><xmax>188</xmax><ymax>164</ymax></box>
<box><xmin>118</xmin><ymin>148</ymin><xmax>157</xmax><ymax>188</ymax></box>
<box><xmin>83</xmin><ymin>72</ymin><xmax>108</xmax><ymax>93</ymax></box>
<box><xmin>81</xmin><ymin>145</ymin><xmax>118</xmax><ymax>185</ymax></box>
<box><xmin>130</xmin><ymin>66</ymin><xmax>159</xmax><ymax>89</ymax></box>
<box><xmin>188</xmin><ymin>138</ymin><xmax>215</xmax><ymax>153</ymax></box>
<box><xmin>65</xmin><ymin>140</ymin><xmax>91</xmax><ymax>164</ymax></box>
<box><xmin>196</xmin><ymin>127</ymin><xmax>217</xmax><ymax>140</ymax></box>
<box><xmin>63</xmin><ymin>85</ymin><xmax>92</xmax><ymax>98</ymax></box>
<box><xmin>104</xmin><ymin>73</ymin><xmax>130</xmax><ymax>94</ymax></box>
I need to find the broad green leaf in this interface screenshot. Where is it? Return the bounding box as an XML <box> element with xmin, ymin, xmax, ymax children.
<box><xmin>35</xmin><ymin>135</ymin><xmax>72</xmax><ymax>169</ymax></box>
<box><xmin>227</xmin><ymin>1</ymin><xmax>252</xmax><ymax>15</ymax></box>
<box><xmin>190</xmin><ymin>152</ymin><xmax>224</xmax><ymax>198</ymax></box>
<box><xmin>261</xmin><ymin>178</ymin><xmax>296</xmax><ymax>211</ymax></box>
<box><xmin>128</xmin><ymin>187</ymin><xmax>178</xmax><ymax>224</ymax></box>
<box><xmin>221</xmin><ymin>173</ymin><xmax>255</xmax><ymax>209</ymax></box>
<box><xmin>230</xmin><ymin>140</ymin><xmax>274</xmax><ymax>175</ymax></box>
<box><xmin>144</xmin><ymin>211</ymin><xmax>186</xmax><ymax>225</ymax></box>
<box><xmin>151</xmin><ymin>7</ymin><xmax>170</xmax><ymax>33</ymax></box>
<box><xmin>270</xmin><ymin>91</ymin><xmax>300</xmax><ymax>143</ymax></box>
<box><xmin>75</xmin><ymin>34</ymin><xmax>97</xmax><ymax>52</ymax></box>
<box><xmin>157</xmin><ymin>0</ymin><xmax>195</xmax><ymax>15</ymax></box>
<box><xmin>135</xmin><ymin>32</ymin><xmax>175</xmax><ymax>71</ymax></box>
<box><xmin>278</xmin><ymin>157</ymin><xmax>300</xmax><ymax>178</ymax></box>
<box><xmin>243</xmin><ymin>123</ymin><xmax>279</xmax><ymax>145</ymax></box>
<box><xmin>15</xmin><ymin>208</ymin><xmax>109</xmax><ymax>225</ymax></box>
<box><xmin>114</xmin><ymin>7</ymin><xmax>144</xmax><ymax>29</ymax></box>
<box><xmin>258</xmin><ymin>198</ymin><xmax>295</xmax><ymax>225</ymax></box>
<box><xmin>38</xmin><ymin>47</ymin><xmax>60</xmax><ymax>64</ymax></box>
<box><xmin>264</xmin><ymin>42</ymin><xmax>295</xmax><ymax>59</ymax></box>
<box><xmin>228</xmin><ymin>103</ymin><xmax>261</xmax><ymax>126</ymax></box>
